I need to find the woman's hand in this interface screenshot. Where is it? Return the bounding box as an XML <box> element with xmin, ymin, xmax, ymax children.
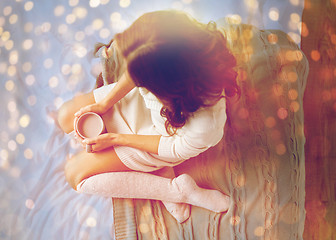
<box><xmin>74</xmin><ymin>102</ymin><xmax>108</xmax><ymax>118</ymax></box>
<box><xmin>82</xmin><ymin>133</ymin><xmax>121</xmax><ymax>152</ymax></box>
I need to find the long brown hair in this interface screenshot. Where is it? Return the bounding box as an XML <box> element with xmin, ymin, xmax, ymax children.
<box><xmin>114</xmin><ymin>10</ymin><xmax>239</xmax><ymax>135</ymax></box>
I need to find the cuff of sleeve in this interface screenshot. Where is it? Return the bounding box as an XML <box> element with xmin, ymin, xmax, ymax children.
<box><xmin>93</xmin><ymin>83</ymin><xmax>116</xmax><ymax>103</ymax></box>
<box><xmin>157</xmin><ymin>136</ymin><xmax>174</xmax><ymax>158</ymax></box>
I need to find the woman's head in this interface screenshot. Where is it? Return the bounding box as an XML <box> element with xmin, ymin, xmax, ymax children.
<box><xmin>114</xmin><ymin>10</ymin><xmax>239</xmax><ymax>134</ymax></box>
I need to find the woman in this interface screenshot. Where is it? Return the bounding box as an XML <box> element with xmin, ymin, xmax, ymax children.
<box><xmin>57</xmin><ymin>10</ymin><xmax>239</xmax><ymax>223</ymax></box>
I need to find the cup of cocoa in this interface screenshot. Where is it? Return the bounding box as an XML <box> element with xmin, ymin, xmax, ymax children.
<box><xmin>74</xmin><ymin>112</ymin><xmax>105</xmax><ymax>153</ymax></box>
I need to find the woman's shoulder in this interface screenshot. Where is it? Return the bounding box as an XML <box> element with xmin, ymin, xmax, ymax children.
<box><xmin>183</xmin><ymin>98</ymin><xmax>227</xmax><ymax>134</ymax></box>
<box><xmin>138</xmin><ymin>87</ymin><xmax>163</xmax><ymax>111</ymax></box>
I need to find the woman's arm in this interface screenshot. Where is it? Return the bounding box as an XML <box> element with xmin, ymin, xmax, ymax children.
<box><xmin>157</xmin><ymin>99</ymin><xmax>227</xmax><ymax>161</ymax></box>
<box><xmin>99</xmin><ymin>71</ymin><xmax>136</xmax><ymax>110</ymax></box>
<box><xmin>118</xmin><ymin>134</ymin><xmax>161</xmax><ymax>154</ymax></box>
<box><xmin>75</xmin><ymin>71</ymin><xmax>135</xmax><ymax>117</ymax></box>
<box><xmin>83</xmin><ymin>133</ymin><xmax>161</xmax><ymax>154</ymax></box>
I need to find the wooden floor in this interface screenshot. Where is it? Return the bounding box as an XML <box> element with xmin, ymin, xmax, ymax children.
<box><xmin>301</xmin><ymin>0</ymin><xmax>336</xmax><ymax>239</ymax></box>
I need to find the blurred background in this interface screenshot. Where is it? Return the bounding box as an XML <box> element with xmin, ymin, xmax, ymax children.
<box><xmin>0</xmin><ymin>0</ymin><xmax>335</xmax><ymax>239</ymax></box>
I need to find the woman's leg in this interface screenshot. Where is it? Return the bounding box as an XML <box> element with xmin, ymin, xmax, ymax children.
<box><xmin>66</xmin><ymin>150</ymin><xmax>191</xmax><ymax>222</ymax></box>
<box><xmin>57</xmin><ymin>91</ymin><xmax>96</xmax><ymax>134</ymax></box>
<box><xmin>152</xmin><ymin>167</ymin><xmax>190</xmax><ymax>223</ymax></box>
<box><xmin>66</xmin><ymin>149</ymin><xmax>230</xmax><ymax>213</ymax></box>
<box><xmin>65</xmin><ymin>148</ymin><xmax>131</xmax><ymax>190</ymax></box>
<box><xmin>66</xmin><ymin>148</ymin><xmax>191</xmax><ymax>222</ymax></box>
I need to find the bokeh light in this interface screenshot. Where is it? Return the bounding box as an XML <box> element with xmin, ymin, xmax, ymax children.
<box><xmin>7</xmin><ymin>101</ymin><xmax>17</xmax><ymax>112</ymax></box>
<box><xmin>269</xmin><ymin>8</ymin><xmax>279</xmax><ymax>21</ymax></box>
<box><xmin>5</xmin><ymin>40</ymin><xmax>14</xmax><ymax>50</ymax></box>
<box><xmin>331</xmin><ymin>34</ymin><xmax>336</xmax><ymax>45</ymax></box>
<box><xmin>120</xmin><ymin>0</ymin><xmax>131</xmax><ymax>8</ymax></box>
<box><xmin>0</xmin><ymin>153</ymin><xmax>10</xmax><ymax>170</ymax></box>
<box><xmin>9</xmin><ymin>50</ymin><xmax>18</xmax><ymax>65</ymax></box>
<box><xmin>43</xmin><ymin>58</ymin><xmax>54</xmax><ymax>69</ymax></box>
<box><xmin>73</xmin><ymin>7</ymin><xmax>87</xmax><ymax>19</ymax></box>
<box><xmin>90</xmin><ymin>0</ymin><xmax>101</xmax><ymax>8</ymax></box>
<box><xmin>19</xmin><ymin>115</ymin><xmax>30</xmax><ymax>128</ymax></box>
<box><xmin>61</xmin><ymin>64</ymin><xmax>72</xmax><ymax>75</ymax></box>
<box><xmin>49</xmin><ymin>76</ymin><xmax>59</xmax><ymax>88</ymax></box>
<box><xmin>290</xmin><ymin>13</ymin><xmax>301</xmax><ymax>24</ymax></box>
<box><xmin>227</xmin><ymin>14</ymin><xmax>242</xmax><ymax>24</ymax></box>
<box><xmin>290</xmin><ymin>101</ymin><xmax>300</xmax><ymax>112</ymax></box>
<box><xmin>25</xmin><ymin>199</ymin><xmax>35</xmax><ymax>209</ymax></box>
<box><xmin>3</xmin><ymin>6</ymin><xmax>12</xmax><ymax>16</ymax></box>
<box><xmin>24</xmin><ymin>148</ymin><xmax>34</xmax><ymax>159</ymax></box>
<box><xmin>288</xmin><ymin>89</ymin><xmax>298</xmax><ymax>100</ymax></box>
<box><xmin>22</xmin><ymin>39</ymin><xmax>33</xmax><ymax>50</ymax></box>
<box><xmin>9</xmin><ymin>14</ymin><xmax>18</xmax><ymax>25</ymax></box>
<box><xmin>139</xmin><ymin>223</ymin><xmax>149</xmax><ymax>233</ymax></box>
<box><xmin>300</xmin><ymin>21</ymin><xmax>309</xmax><ymax>37</ymax></box>
<box><xmin>24</xmin><ymin>1</ymin><xmax>34</xmax><ymax>11</ymax></box>
<box><xmin>73</xmin><ymin>44</ymin><xmax>87</xmax><ymax>58</ymax></box>
<box><xmin>7</xmin><ymin>65</ymin><xmax>16</xmax><ymax>76</ymax></box>
<box><xmin>276</xmin><ymin>143</ymin><xmax>286</xmax><ymax>155</ymax></box>
<box><xmin>8</xmin><ymin>140</ymin><xmax>17</xmax><ymax>151</ymax></box>
<box><xmin>245</xmin><ymin>0</ymin><xmax>259</xmax><ymax>10</ymax></box>
<box><xmin>277</xmin><ymin>107</ymin><xmax>288</xmax><ymax>120</ymax></box>
<box><xmin>54</xmin><ymin>5</ymin><xmax>65</xmax><ymax>16</ymax></box>
<box><xmin>0</xmin><ymin>149</ymin><xmax>9</xmax><ymax>161</ymax></box>
<box><xmin>16</xmin><ymin>133</ymin><xmax>25</xmax><ymax>144</ymax></box>
<box><xmin>66</xmin><ymin>14</ymin><xmax>77</xmax><ymax>24</ymax></box>
<box><xmin>100</xmin><ymin>28</ymin><xmax>110</xmax><ymax>39</ymax></box>
<box><xmin>92</xmin><ymin>18</ymin><xmax>104</xmax><ymax>30</ymax></box>
<box><xmin>254</xmin><ymin>226</ymin><xmax>264</xmax><ymax>237</ymax></box>
<box><xmin>268</xmin><ymin>33</ymin><xmax>278</xmax><ymax>44</ymax></box>
<box><xmin>230</xmin><ymin>215</ymin><xmax>241</xmax><ymax>226</ymax></box>
<box><xmin>311</xmin><ymin>50</ymin><xmax>320</xmax><ymax>61</ymax></box>
<box><xmin>1</xmin><ymin>31</ymin><xmax>11</xmax><ymax>41</ymax></box>
<box><xmin>288</xmin><ymin>32</ymin><xmax>301</xmax><ymax>44</ymax></box>
<box><xmin>5</xmin><ymin>80</ymin><xmax>15</xmax><ymax>91</ymax></box>
<box><xmin>69</xmin><ymin>0</ymin><xmax>79</xmax><ymax>7</ymax></box>
<box><xmin>290</xmin><ymin>0</ymin><xmax>300</xmax><ymax>5</ymax></box>
<box><xmin>265</xmin><ymin>116</ymin><xmax>276</xmax><ymax>128</ymax></box>
<box><xmin>25</xmin><ymin>74</ymin><xmax>35</xmax><ymax>86</ymax></box>
<box><xmin>287</xmin><ymin>71</ymin><xmax>298</xmax><ymax>82</ymax></box>
<box><xmin>86</xmin><ymin>217</ymin><xmax>97</xmax><ymax>227</ymax></box>
<box><xmin>110</xmin><ymin>12</ymin><xmax>121</xmax><ymax>22</ymax></box>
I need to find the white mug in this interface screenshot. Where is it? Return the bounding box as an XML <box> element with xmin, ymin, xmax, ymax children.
<box><xmin>74</xmin><ymin>112</ymin><xmax>105</xmax><ymax>153</ymax></box>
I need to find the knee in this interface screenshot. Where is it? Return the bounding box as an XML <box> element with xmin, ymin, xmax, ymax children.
<box><xmin>57</xmin><ymin>101</ymin><xmax>74</xmax><ymax>134</ymax></box>
<box><xmin>64</xmin><ymin>156</ymin><xmax>85</xmax><ymax>191</ymax></box>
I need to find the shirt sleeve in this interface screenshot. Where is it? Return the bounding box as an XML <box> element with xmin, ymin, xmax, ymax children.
<box><xmin>157</xmin><ymin>98</ymin><xmax>227</xmax><ymax>161</ymax></box>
